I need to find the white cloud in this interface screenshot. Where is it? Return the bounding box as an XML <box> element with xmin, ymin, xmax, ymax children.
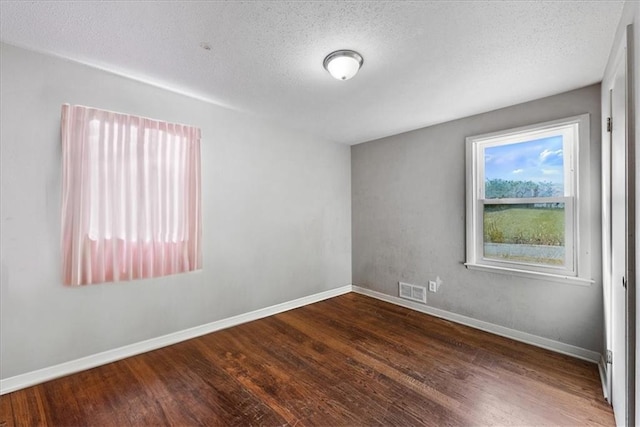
<box><xmin>512</xmin><ymin>169</ymin><xmax>524</xmax><ymax>174</ymax></box>
<box><xmin>539</xmin><ymin>148</ymin><xmax>563</xmax><ymax>161</ymax></box>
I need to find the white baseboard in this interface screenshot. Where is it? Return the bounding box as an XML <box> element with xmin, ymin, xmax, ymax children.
<box><xmin>0</xmin><ymin>284</ymin><xmax>352</xmax><ymax>395</ymax></box>
<box><xmin>352</xmin><ymin>286</ymin><xmax>601</xmax><ymax>363</ymax></box>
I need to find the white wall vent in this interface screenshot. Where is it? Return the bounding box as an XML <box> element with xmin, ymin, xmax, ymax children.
<box><xmin>398</xmin><ymin>282</ymin><xmax>427</xmax><ymax>304</ymax></box>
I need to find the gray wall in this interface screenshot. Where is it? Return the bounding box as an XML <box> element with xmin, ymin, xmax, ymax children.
<box><xmin>352</xmin><ymin>84</ymin><xmax>603</xmax><ymax>353</ymax></box>
<box><xmin>0</xmin><ymin>43</ymin><xmax>352</xmax><ymax>379</ymax></box>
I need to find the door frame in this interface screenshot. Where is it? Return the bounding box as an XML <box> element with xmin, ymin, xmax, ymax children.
<box><xmin>601</xmin><ymin>23</ymin><xmax>636</xmax><ymax>427</ymax></box>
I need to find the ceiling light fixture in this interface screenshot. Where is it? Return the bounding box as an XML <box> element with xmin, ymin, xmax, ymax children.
<box><xmin>323</xmin><ymin>50</ymin><xmax>363</xmax><ymax>81</ymax></box>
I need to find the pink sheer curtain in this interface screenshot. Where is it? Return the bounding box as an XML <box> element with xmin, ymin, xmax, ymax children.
<box><xmin>61</xmin><ymin>104</ymin><xmax>202</xmax><ymax>285</ymax></box>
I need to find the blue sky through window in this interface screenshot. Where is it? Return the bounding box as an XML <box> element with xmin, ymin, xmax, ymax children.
<box><xmin>484</xmin><ymin>136</ymin><xmax>564</xmax><ymax>185</ymax></box>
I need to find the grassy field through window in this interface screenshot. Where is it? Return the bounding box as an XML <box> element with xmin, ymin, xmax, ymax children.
<box><xmin>483</xmin><ymin>206</ymin><xmax>564</xmax><ymax>265</ymax></box>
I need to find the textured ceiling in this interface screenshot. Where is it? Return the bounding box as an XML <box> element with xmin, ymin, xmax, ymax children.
<box><xmin>0</xmin><ymin>1</ymin><xmax>624</xmax><ymax>144</ymax></box>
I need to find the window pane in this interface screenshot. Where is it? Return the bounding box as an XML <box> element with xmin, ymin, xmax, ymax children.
<box><xmin>483</xmin><ymin>203</ymin><xmax>564</xmax><ymax>266</ymax></box>
<box><xmin>484</xmin><ymin>136</ymin><xmax>564</xmax><ymax>199</ymax></box>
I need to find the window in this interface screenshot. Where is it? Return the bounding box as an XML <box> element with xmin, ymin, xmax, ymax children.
<box><xmin>465</xmin><ymin>114</ymin><xmax>592</xmax><ymax>283</ymax></box>
<box><xmin>61</xmin><ymin>104</ymin><xmax>202</xmax><ymax>285</ymax></box>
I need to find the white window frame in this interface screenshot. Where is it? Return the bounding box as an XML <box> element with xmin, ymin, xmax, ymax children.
<box><xmin>465</xmin><ymin>114</ymin><xmax>593</xmax><ymax>285</ymax></box>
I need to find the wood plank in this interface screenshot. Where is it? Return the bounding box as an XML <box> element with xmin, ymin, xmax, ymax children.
<box><xmin>0</xmin><ymin>393</ymin><xmax>15</xmax><ymax>427</ymax></box>
<box><xmin>0</xmin><ymin>293</ymin><xmax>614</xmax><ymax>426</ymax></box>
<box><xmin>9</xmin><ymin>386</ymin><xmax>49</xmax><ymax>427</ymax></box>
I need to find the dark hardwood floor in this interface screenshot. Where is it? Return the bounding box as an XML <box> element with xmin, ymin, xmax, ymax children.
<box><xmin>0</xmin><ymin>293</ymin><xmax>614</xmax><ymax>426</ymax></box>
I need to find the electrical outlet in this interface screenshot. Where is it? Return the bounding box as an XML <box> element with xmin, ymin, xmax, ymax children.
<box><xmin>428</xmin><ymin>280</ymin><xmax>437</xmax><ymax>292</ymax></box>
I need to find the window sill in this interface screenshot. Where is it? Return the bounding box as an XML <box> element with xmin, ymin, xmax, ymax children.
<box><xmin>464</xmin><ymin>263</ymin><xmax>594</xmax><ymax>286</ymax></box>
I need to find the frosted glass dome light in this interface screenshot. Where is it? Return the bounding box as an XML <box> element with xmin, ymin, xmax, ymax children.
<box><xmin>323</xmin><ymin>50</ymin><xmax>363</xmax><ymax>81</ymax></box>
